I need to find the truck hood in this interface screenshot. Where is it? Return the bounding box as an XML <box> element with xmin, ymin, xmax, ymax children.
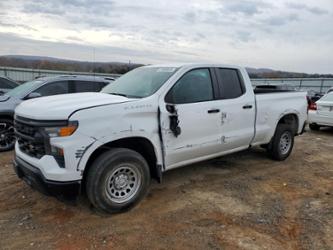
<box><xmin>15</xmin><ymin>92</ymin><xmax>135</xmax><ymax>120</ymax></box>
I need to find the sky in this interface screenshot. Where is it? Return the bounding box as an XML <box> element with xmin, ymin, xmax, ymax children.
<box><xmin>0</xmin><ymin>0</ymin><xmax>332</xmax><ymax>74</ymax></box>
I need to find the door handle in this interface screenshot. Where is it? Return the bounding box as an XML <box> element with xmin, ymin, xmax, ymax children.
<box><xmin>243</xmin><ymin>105</ymin><xmax>253</xmax><ymax>109</ymax></box>
<box><xmin>207</xmin><ymin>109</ymin><xmax>220</xmax><ymax>114</ymax></box>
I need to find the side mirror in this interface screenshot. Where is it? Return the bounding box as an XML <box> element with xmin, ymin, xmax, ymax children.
<box><xmin>26</xmin><ymin>92</ymin><xmax>42</xmax><ymax>99</ymax></box>
<box><xmin>165</xmin><ymin>104</ymin><xmax>181</xmax><ymax>137</ymax></box>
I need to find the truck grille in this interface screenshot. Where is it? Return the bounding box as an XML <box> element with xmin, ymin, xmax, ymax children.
<box><xmin>15</xmin><ymin>118</ymin><xmax>46</xmax><ymax>159</ymax></box>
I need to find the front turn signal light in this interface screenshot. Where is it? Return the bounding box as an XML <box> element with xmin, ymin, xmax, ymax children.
<box><xmin>59</xmin><ymin>124</ymin><xmax>78</xmax><ymax>137</ymax></box>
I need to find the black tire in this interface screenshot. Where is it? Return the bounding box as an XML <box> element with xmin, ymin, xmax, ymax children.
<box><xmin>0</xmin><ymin>118</ymin><xmax>15</xmax><ymax>152</ymax></box>
<box><xmin>86</xmin><ymin>148</ymin><xmax>151</xmax><ymax>214</ymax></box>
<box><xmin>309</xmin><ymin>123</ymin><xmax>320</xmax><ymax>131</ymax></box>
<box><xmin>267</xmin><ymin>124</ymin><xmax>294</xmax><ymax>161</ymax></box>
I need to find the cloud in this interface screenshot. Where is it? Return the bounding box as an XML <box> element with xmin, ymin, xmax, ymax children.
<box><xmin>66</xmin><ymin>36</ymin><xmax>84</xmax><ymax>42</ymax></box>
<box><xmin>183</xmin><ymin>11</ymin><xmax>197</xmax><ymax>23</ymax></box>
<box><xmin>286</xmin><ymin>3</ymin><xmax>329</xmax><ymax>15</ymax></box>
<box><xmin>0</xmin><ymin>21</ymin><xmax>37</xmax><ymax>31</ymax></box>
<box><xmin>22</xmin><ymin>0</ymin><xmax>115</xmax><ymax>15</ymax></box>
<box><xmin>265</xmin><ymin>14</ymin><xmax>299</xmax><ymax>26</ymax></box>
<box><xmin>221</xmin><ymin>0</ymin><xmax>272</xmax><ymax>16</ymax></box>
<box><xmin>22</xmin><ymin>2</ymin><xmax>63</xmax><ymax>15</ymax></box>
<box><xmin>0</xmin><ymin>0</ymin><xmax>332</xmax><ymax>73</ymax></box>
<box><xmin>0</xmin><ymin>32</ymin><xmax>202</xmax><ymax>64</ymax></box>
<box><xmin>235</xmin><ymin>31</ymin><xmax>253</xmax><ymax>43</ymax></box>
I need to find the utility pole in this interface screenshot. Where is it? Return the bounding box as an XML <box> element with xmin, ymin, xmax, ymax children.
<box><xmin>93</xmin><ymin>47</ymin><xmax>96</xmax><ymax>77</ymax></box>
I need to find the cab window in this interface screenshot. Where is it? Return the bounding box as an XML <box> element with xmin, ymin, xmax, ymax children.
<box><xmin>165</xmin><ymin>68</ymin><xmax>214</xmax><ymax>104</ymax></box>
<box><xmin>215</xmin><ymin>68</ymin><xmax>244</xmax><ymax>99</ymax></box>
<box><xmin>35</xmin><ymin>81</ymin><xmax>69</xmax><ymax>96</ymax></box>
<box><xmin>73</xmin><ymin>81</ymin><xmax>105</xmax><ymax>92</ymax></box>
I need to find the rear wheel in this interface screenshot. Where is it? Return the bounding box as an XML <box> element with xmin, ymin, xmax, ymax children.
<box><xmin>267</xmin><ymin>124</ymin><xmax>294</xmax><ymax>161</ymax></box>
<box><xmin>0</xmin><ymin>118</ymin><xmax>15</xmax><ymax>152</ymax></box>
<box><xmin>309</xmin><ymin>123</ymin><xmax>320</xmax><ymax>131</ymax></box>
<box><xmin>86</xmin><ymin>148</ymin><xmax>151</xmax><ymax>214</ymax></box>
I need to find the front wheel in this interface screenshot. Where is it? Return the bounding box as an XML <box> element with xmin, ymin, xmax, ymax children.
<box><xmin>86</xmin><ymin>148</ymin><xmax>151</xmax><ymax>214</ymax></box>
<box><xmin>267</xmin><ymin>124</ymin><xmax>294</xmax><ymax>161</ymax></box>
<box><xmin>0</xmin><ymin>118</ymin><xmax>15</xmax><ymax>152</ymax></box>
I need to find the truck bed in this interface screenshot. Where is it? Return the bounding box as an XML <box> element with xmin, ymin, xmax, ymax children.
<box><xmin>253</xmin><ymin>84</ymin><xmax>297</xmax><ymax>94</ymax></box>
<box><xmin>254</xmin><ymin>89</ymin><xmax>296</xmax><ymax>94</ymax></box>
<box><xmin>252</xmin><ymin>91</ymin><xmax>308</xmax><ymax>146</ymax></box>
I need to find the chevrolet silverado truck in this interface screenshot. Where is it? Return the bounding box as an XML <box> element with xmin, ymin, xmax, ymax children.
<box><xmin>13</xmin><ymin>64</ymin><xmax>307</xmax><ymax>213</ymax></box>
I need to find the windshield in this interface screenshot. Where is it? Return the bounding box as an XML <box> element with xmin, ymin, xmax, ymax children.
<box><xmin>102</xmin><ymin>67</ymin><xmax>179</xmax><ymax>98</ymax></box>
<box><xmin>320</xmin><ymin>93</ymin><xmax>333</xmax><ymax>102</ymax></box>
<box><xmin>6</xmin><ymin>79</ymin><xmax>44</xmax><ymax>97</ymax></box>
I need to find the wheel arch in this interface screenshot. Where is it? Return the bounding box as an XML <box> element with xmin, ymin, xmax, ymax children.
<box><xmin>82</xmin><ymin>137</ymin><xmax>161</xmax><ymax>189</ymax></box>
<box><xmin>276</xmin><ymin>113</ymin><xmax>299</xmax><ymax>135</ymax></box>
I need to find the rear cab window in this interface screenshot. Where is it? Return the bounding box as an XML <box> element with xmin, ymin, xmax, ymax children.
<box><xmin>73</xmin><ymin>81</ymin><xmax>106</xmax><ymax>92</ymax></box>
<box><xmin>214</xmin><ymin>68</ymin><xmax>245</xmax><ymax>99</ymax></box>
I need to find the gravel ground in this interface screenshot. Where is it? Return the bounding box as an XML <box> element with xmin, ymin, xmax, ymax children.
<box><xmin>0</xmin><ymin>128</ymin><xmax>332</xmax><ymax>250</ymax></box>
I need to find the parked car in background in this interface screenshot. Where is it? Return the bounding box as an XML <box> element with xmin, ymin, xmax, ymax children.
<box><xmin>308</xmin><ymin>92</ymin><xmax>333</xmax><ymax>130</ymax></box>
<box><xmin>0</xmin><ymin>77</ymin><xmax>18</xmax><ymax>95</ymax></box>
<box><xmin>327</xmin><ymin>87</ymin><xmax>333</xmax><ymax>94</ymax></box>
<box><xmin>13</xmin><ymin>64</ymin><xmax>307</xmax><ymax>213</ymax></box>
<box><xmin>302</xmin><ymin>90</ymin><xmax>323</xmax><ymax>110</ymax></box>
<box><xmin>0</xmin><ymin>75</ymin><xmax>111</xmax><ymax>152</ymax></box>
<box><xmin>104</xmin><ymin>77</ymin><xmax>117</xmax><ymax>82</ymax></box>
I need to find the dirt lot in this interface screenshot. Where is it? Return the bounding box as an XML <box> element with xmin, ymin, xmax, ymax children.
<box><xmin>0</xmin><ymin>129</ymin><xmax>332</xmax><ymax>250</ymax></box>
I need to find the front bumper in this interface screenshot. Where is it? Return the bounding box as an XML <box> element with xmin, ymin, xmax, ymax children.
<box><xmin>13</xmin><ymin>156</ymin><xmax>81</xmax><ymax>198</ymax></box>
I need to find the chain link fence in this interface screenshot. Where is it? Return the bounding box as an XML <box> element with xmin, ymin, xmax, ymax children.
<box><xmin>252</xmin><ymin>78</ymin><xmax>333</xmax><ymax>94</ymax></box>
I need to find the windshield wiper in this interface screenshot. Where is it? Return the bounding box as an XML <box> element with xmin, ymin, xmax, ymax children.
<box><xmin>108</xmin><ymin>92</ymin><xmax>142</xmax><ymax>98</ymax></box>
<box><xmin>108</xmin><ymin>92</ymin><xmax>128</xmax><ymax>97</ymax></box>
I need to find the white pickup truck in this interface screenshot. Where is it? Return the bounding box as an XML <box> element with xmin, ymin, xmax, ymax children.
<box><xmin>13</xmin><ymin>64</ymin><xmax>307</xmax><ymax>213</ymax></box>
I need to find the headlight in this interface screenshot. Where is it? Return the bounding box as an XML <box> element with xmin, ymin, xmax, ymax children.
<box><xmin>44</xmin><ymin>121</ymin><xmax>78</xmax><ymax>138</ymax></box>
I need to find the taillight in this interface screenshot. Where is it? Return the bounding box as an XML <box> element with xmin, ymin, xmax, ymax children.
<box><xmin>308</xmin><ymin>102</ymin><xmax>317</xmax><ymax>111</ymax></box>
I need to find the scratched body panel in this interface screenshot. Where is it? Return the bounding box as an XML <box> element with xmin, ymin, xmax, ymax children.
<box><xmin>70</xmin><ymin>96</ymin><xmax>164</xmax><ymax>172</ymax></box>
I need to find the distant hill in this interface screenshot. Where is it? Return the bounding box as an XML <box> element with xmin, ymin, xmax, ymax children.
<box><xmin>246</xmin><ymin>67</ymin><xmax>275</xmax><ymax>74</ymax></box>
<box><xmin>3</xmin><ymin>55</ymin><xmax>67</xmax><ymax>62</ymax></box>
<box><xmin>246</xmin><ymin>67</ymin><xmax>333</xmax><ymax>79</ymax></box>
<box><xmin>0</xmin><ymin>55</ymin><xmax>332</xmax><ymax>78</ymax></box>
<box><xmin>0</xmin><ymin>55</ymin><xmax>143</xmax><ymax>74</ymax></box>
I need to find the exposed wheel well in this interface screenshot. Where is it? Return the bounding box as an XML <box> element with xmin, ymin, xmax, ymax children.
<box><xmin>82</xmin><ymin>137</ymin><xmax>159</xmax><ymax>191</ymax></box>
<box><xmin>277</xmin><ymin>114</ymin><xmax>299</xmax><ymax>135</ymax></box>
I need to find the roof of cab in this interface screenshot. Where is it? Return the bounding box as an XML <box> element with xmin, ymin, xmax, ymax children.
<box><xmin>143</xmin><ymin>63</ymin><xmax>243</xmax><ymax>70</ymax></box>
